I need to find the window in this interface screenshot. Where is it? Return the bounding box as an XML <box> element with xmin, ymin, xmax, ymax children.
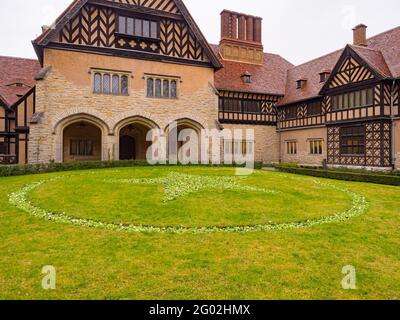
<box><xmin>219</xmin><ymin>98</ymin><xmax>261</xmax><ymax>113</ymax></box>
<box><xmin>94</xmin><ymin>73</ymin><xmax>102</xmax><ymax>93</ymax></box>
<box><xmin>0</xmin><ymin>142</ymin><xmax>6</xmax><ymax>154</ymax></box>
<box><xmin>92</xmin><ymin>72</ymin><xmax>129</xmax><ymax>95</ymax></box>
<box><xmin>70</xmin><ymin>140</ymin><xmax>94</xmax><ymax>156</ymax></box>
<box><xmin>224</xmin><ymin>140</ymin><xmax>254</xmax><ymax>156</ymax></box>
<box><xmin>296</xmin><ymin>79</ymin><xmax>307</xmax><ymax>89</ymax></box>
<box><xmin>331</xmin><ymin>88</ymin><xmax>374</xmax><ymax>111</ymax></box>
<box><xmin>286</xmin><ymin>141</ymin><xmax>297</xmax><ymax>155</ymax></box>
<box><xmin>146</xmin><ymin>77</ymin><xmax>178</xmax><ymax>99</ymax></box>
<box><xmin>103</xmin><ymin>74</ymin><xmax>111</xmax><ymax>94</ymax></box>
<box><xmin>112</xmin><ymin>75</ymin><xmax>120</xmax><ymax>95</ymax></box>
<box><xmin>308</xmin><ymin>101</ymin><xmax>322</xmax><ymax>116</ymax></box>
<box><xmin>340</xmin><ymin>126</ymin><xmax>365</xmax><ymax>155</ymax></box>
<box><xmin>121</xmin><ymin>76</ymin><xmax>129</xmax><ymax>95</ymax></box>
<box><xmin>15</xmin><ymin>83</ymin><xmax>24</xmax><ymax>88</ymax></box>
<box><xmin>286</xmin><ymin>106</ymin><xmax>297</xmax><ymax>119</ymax></box>
<box><xmin>118</xmin><ymin>16</ymin><xmax>159</xmax><ymax>39</ymax></box>
<box><xmin>319</xmin><ymin>72</ymin><xmax>330</xmax><ymax>83</ymax></box>
<box><xmin>171</xmin><ymin>80</ymin><xmax>177</xmax><ymax>99</ymax></box>
<box><xmin>309</xmin><ymin>139</ymin><xmax>323</xmax><ymax>155</ymax></box>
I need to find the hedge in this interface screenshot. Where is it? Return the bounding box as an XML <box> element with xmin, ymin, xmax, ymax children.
<box><xmin>0</xmin><ymin>160</ymin><xmax>263</xmax><ymax>177</ymax></box>
<box><xmin>273</xmin><ymin>165</ymin><xmax>400</xmax><ymax>186</ymax></box>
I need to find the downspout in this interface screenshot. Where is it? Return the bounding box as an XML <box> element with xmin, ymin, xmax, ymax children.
<box><xmin>390</xmin><ymin>79</ymin><xmax>397</xmax><ymax>169</ymax></box>
<box><xmin>277</xmin><ymin>108</ymin><xmax>282</xmax><ymax>164</ymax></box>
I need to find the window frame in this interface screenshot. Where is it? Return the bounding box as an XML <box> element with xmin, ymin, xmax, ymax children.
<box><xmin>286</xmin><ymin>140</ymin><xmax>298</xmax><ymax>155</ymax></box>
<box><xmin>309</xmin><ymin>139</ymin><xmax>323</xmax><ymax>155</ymax></box>
<box><xmin>145</xmin><ymin>75</ymin><xmax>180</xmax><ymax>100</ymax></box>
<box><xmin>91</xmin><ymin>69</ymin><xmax>131</xmax><ymax>96</ymax></box>
<box><xmin>339</xmin><ymin>125</ymin><xmax>366</xmax><ymax>156</ymax></box>
<box><xmin>70</xmin><ymin>139</ymin><xmax>95</xmax><ymax>157</ymax></box>
<box><xmin>331</xmin><ymin>87</ymin><xmax>374</xmax><ymax>111</ymax></box>
<box><xmin>116</xmin><ymin>14</ymin><xmax>160</xmax><ymax>40</ymax></box>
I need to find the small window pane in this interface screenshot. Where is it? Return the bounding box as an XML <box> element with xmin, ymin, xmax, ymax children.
<box><xmin>135</xmin><ymin>19</ymin><xmax>142</xmax><ymax>36</ymax></box>
<box><xmin>155</xmin><ymin>79</ymin><xmax>162</xmax><ymax>97</ymax></box>
<box><xmin>119</xmin><ymin>16</ymin><xmax>126</xmax><ymax>33</ymax></box>
<box><xmin>361</xmin><ymin>90</ymin><xmax>367</xmax><ymax>106</ymax></box>
<box><xmin>121</xmin><ymin>76</ymin><xmax>128</xmax><ymax>95</ymax></box>
<box><xmin>143</xmin><ymin>20</ymin><xmax>150</xmax><ymax>38</ymax></box>
<box><xmin>150</xmin><ymin>21</ymin><xmax>158</xmax><ymax>38</ymax></box>
<box><xmin>171</xmin><ymin>80</ymin><xmax>177</xmax><ymax>98</ymax></box>
<box><xmin>163</xmin><ymin>80</ymin><xmax>170</xmax><ymax>98</ymax></box>
<box><xmin>94</xmin><ymin>73</ymin><xmax>102</xmax><ymax>93</ymax></box>
<box><xmin>112</xmin><ymin>75</ymin><xmax>119</xmax><ymax>95</ymax></box>
<box><xmin>103</xmin><ymin>74</ymin><xmax>111</xmax><ymax>94</ymax></box>
<box><xmin>127</xmin><ymin>18</ymin><xmax>134</xmax><ymax>35</ymax></box>
<box><xmin>147</xmin><ymin>78</ymin><xmax>154</xmax><ymax>97</ymax></box>
<box><xmin>367</xmin><ymin>88</ymin><xmax>374</xmax><ymax>105</ymax></box>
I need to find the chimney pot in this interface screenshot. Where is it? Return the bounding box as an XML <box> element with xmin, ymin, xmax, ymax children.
<box><xmin>353</xmin><ymin>24</ymin><xmax>368</xmax><ymax>46</ymax></box>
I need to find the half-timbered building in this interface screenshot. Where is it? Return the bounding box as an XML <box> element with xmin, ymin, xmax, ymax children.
<box><xmin>0</xmin><ymin>0</ymin><xmax>400</xmax><ymax>170</ymax></box>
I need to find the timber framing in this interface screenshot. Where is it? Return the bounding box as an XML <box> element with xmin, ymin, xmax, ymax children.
<box><xmin>32</xmin><ymin>0</ymin><xmax>222</xmax><ymax>69</ymax></box>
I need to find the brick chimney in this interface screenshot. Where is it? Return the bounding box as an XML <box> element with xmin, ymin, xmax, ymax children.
<box><xmin>353</xmin><ymin>24</ymin><xmax>368</xmax><ymax>46</ymax></box>
<box><xmin>219</xmin><ymin>10</ymin><xmax>264</xmax><ymax>64</ymax></box>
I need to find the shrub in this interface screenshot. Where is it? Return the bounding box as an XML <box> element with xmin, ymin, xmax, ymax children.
<box><xmin>0</xmin><ymin>160</ymin><xmax>264</xmax><ymax>177</ymax></box>
<box><xmin>273</xmin><ymin>165</ymin><xmax>400</xmax><ymax>186</ymax></box>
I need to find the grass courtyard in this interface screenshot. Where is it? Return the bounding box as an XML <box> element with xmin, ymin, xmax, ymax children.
<box><xmin>0</xmin><ymin>166</ymin><xmax>399</xmax><ymax>299</ymax></box>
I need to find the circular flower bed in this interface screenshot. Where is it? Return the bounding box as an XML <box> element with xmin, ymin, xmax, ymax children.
<box><xmin>8</xmin><ymin>171</ymin><xmax>368</xmax><ymax>234</ymax></box>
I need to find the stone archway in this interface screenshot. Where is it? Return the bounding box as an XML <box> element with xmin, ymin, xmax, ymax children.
<box><xmin>165</xmin><ymin>118</ymin><xmax>205</xmax><ymax>164</ymax></box>
<box><xmin>53</xmin><ymin>113</ymin><xmax>109</xmax><ymax>163</ymax></box>
<box><xmin>114</xmin><ymin>116</ymin><xmax>160</xmax><ymax>161</ymax></box>
<box><xmin>62</xmin><ymin>121</ymin><xmax>102</xmax><ymax>162</ymax></box>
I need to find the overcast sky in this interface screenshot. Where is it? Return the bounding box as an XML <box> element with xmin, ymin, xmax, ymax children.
<box><xmin>0</xmin><ymin>0</ymin><xmax>399</xmax><ymax>65</ymax></box>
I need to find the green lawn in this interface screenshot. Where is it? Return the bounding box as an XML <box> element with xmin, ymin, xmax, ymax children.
<box><xmin>0</xmin><ymin>166</ymin><xmax>399</xmax><ymax>299</ymax></box>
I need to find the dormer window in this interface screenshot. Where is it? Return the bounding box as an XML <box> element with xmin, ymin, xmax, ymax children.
<box><xmin>15</xmin><ymin>83</ymin><xmax>24</xmax><ymax>88</ymax></box>
<box><xmin>319</xmin><ymin>70</ymin><xmax>331</xmax><ymax>83</ymax></box>
<box><xmin>242</xmin><ymin>72</ymin><xmax>252</xmax><ymax>84</ymax></box>
<box><xmin>296</xmin><ymin>79</ymin><xmax>307</xmax><ymax>89</ymax></box>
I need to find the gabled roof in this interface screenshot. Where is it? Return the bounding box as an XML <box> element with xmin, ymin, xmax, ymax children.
<box><xmin>0</xmin><ymin>56</ymin><xmax>40</xmax><ymax>107</ymax></box>
<box><xmin>33</xmin><ymin>0</ymin><xmax>222</xmax><ymax>68</ymax></box>
<box><xmin>211</xmin><ymin>45</ymin><xmax>293</xmax><ymax>95</ymax></box>
<box><xmin>279</xmin><ymin>26</ymin><xmax>400</xmax><ymax>106</ymax></box>
<box><xmin>350</xmin><ymin>45</ymin><xmax>392</xmax><ymax>78</ymax></box>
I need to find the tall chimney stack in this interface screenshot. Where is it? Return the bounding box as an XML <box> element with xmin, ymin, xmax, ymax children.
<box><xmin>353</xmin><ymin>24</ymin><xmax>368</xmax><ymax>46</ymax></box>
<box><xmin>219</xmin><ymin>10</ymin><xmax>264</xmax><ymax>65</ymax></box>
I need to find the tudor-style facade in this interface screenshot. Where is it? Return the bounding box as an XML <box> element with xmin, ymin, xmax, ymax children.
<box><xmin>0</xmin><ymin>0</ymin><xmax>400</xmax><ymax>170</ymax></box>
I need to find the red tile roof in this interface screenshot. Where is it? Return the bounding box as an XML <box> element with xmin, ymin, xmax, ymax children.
<box><xmin>279</xmin><ymin>26</ymin><xmax>400</xmax><ymax>106</ymax></box>
<box><xmin>278</xmin><ymin>50</ymin><xmax>343</xmax><ymax>106</ymax></box>
<box><xmin>366</xmin><ymin>26</ymin><xmax>400</xmax><ymax>78</ymax></box>
<box><xmin>351</xmin><ymin>45</ymin><xmax>392</xmax><ymax>77</ymax></box>
<box><xmin>0</xmin><ymin>56</ymin><xmax>40</xmax><ymax>107</ymax></box>
<box><xmin>211</xmin><ymin>44</ymin><xmax>294</xmax><ymax>95</ymax></box>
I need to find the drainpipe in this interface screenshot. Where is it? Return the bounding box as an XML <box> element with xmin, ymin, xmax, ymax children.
<box><xmin>390</xmin><ymin>79</ymin><xmax>397</xmax><ymax>169</ymax></box>
<box><xmin>277</xmin><ymin>110</ymin><xmax>282</xmax><ymax>164</ymax></box>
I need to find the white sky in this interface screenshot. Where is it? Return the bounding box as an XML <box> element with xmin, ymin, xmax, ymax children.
<box><xmin>0</xmin><ymin>0</ymin><xmax>399</xmax><ymax>65</ymax></box>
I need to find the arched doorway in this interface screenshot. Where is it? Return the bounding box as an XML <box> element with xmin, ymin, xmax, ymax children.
<box><xmin>119</xmin><ymin>135</ymin><xmax>136</xmax><ymax>160</ymax></box>
<box><xmin>63</xmin><ymin>121</ymin><xmax>102</xmax><ymax>162</ymax></box>
<box><xmin>165</xmin><ymin>118</ymin><xmax>204</xmax><ymax>163</ymax></box>
<box><xmin>117</xmin><ymin>118</ymin><xmax>159</xmax><ymax>161</ymax></box>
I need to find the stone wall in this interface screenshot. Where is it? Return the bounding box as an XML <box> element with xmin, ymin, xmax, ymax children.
<box><xmin>222</xmin><ymin>124</ymin><xmax>279</xmax><ymax>163</ymax></box>
<box><xmin>29</xmin><ymin>48</ymin><xmax>219</xmax><ymax>164</ymax></box>
<box><xmin>280</xmin><ymin>127</ymin><xmax>327</xmax><ymax>166</ymax></box>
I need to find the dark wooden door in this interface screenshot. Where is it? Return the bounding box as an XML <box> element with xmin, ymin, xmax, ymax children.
<box><xmin>119</xmin><ymin>135</ymin><xmax>136</xmax><ymax>160</ymax></box>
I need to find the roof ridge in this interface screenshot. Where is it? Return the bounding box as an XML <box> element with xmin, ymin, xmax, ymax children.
<box><xmin>290</xmin><ymin>48</ymin><xmax>343</xmax><ymax>69</ymax></box>
<box><xmin>367</xmin><ymin>25</ymin><xmax>400</xmax><ymax>42</ymax></box>
<box><xmin>0</xmin><ymin>55</ymin><xmax>38</xmax><ymax>62</ymax></box>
